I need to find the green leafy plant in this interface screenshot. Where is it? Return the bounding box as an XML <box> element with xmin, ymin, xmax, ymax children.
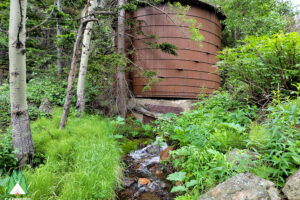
<box><xmin>0</xmin><ymin>131</ymin><xmax>18</xmax><ymax>174</ymax></box>
<box><xmin>0</xmin><ymin>83</ymin><xmax>10</xmax><ymax>127</ymax></box>
<box><xmin>158</xmin><ymin>91</ymin><xmax>299</xmax><ymax>199</ymax></box>
<box><xmin>203</xmin><ymin>0</ymin><xmax>296</xmax><ymax>46</ymax></box>
<box><xmin>248</xmin><ymin>95</ymin><xmax>300</xmax><ymax>186</ymax></box>
<box><xmin>117</xmin><ymin>117</ymin><xmax>154</xmax><ymax>139</ymax></box>
<box><xmin>156</xmin><ymin>91</ymin><xmax>257</xmax><ymax>150</ymax></box>
<box><xmin>154</xmin><ymin>92</ymin><xmax>260</xmax><ymax>198</ymax></box>
<box><xmin>169</xmin><ymin>2</ymin><xmax>204</xmax><ymax>45</ymax></box>
<box><xmin>168</xmin><ymin>145</ymin><xmax>240</xmax><ymax>196</ymax></box>
<box><xmin>0</xmin><ymin>74</ymin><xmax>106</xmax><ymax>128</ymax></box>
<box><xmin>218</xmin><ymin>32</ymin><xmax>300</xmax><ymax>106</ymax></box>
<box><xmin>167</xmin><ymin>172</ymin><xmax>197</xmax><ymax>193</ymax></box>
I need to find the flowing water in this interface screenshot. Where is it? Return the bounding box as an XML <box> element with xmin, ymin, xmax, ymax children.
<box><xmin>118</xmin><ymin>140</ymin><xmax>175</xmax><ymax>200</ymax></box>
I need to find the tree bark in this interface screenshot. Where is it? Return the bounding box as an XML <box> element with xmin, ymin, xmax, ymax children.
<box><xmin>56</xmin><ymin>0</ymin><xmax>63</xmax><ymax>75</ymax></box>
<box><xmin>116</xmin><ymin>0</ymin><xmax>128</xmax><ymax>118</ymax></box>
<box><xmin>76</xmin><ymin>0</ymin><xmax>98</xmax><ymax>115</ymax></box>
<box><xmin>0</xmin><ymin>68</ymin><xmax>3</xmax><ymax>85</ymax></box>
<box><xmin>9</xmin><ymin>0</ymin><xmax>34</xmax><ymax>166</ymax></box>
<box><xmin>59</xmin><ymin>2</ymin><xmax>92</xmax><ymax>129</ymax></box>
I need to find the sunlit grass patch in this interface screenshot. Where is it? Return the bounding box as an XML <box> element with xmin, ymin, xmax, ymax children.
<box><xmin>23</xmin><ymin>108</ymin><xmax>122</xmax><ymax>200</ymax></box>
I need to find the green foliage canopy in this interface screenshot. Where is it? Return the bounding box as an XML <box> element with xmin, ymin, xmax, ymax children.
<box><xmin>204</xmin><ymin>0</ymin><xmax>296</xmax><ymax>46</ymax></box>
<box><xmin>218</xmin><ymin>32</ymin><xmax>300</xmax><ymax>106</ymax></box>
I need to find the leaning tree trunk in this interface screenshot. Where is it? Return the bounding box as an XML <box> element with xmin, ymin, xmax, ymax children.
<box><xmin>76</xmin><ymin>0</ymin><xmax>98</xmax><ymax>114</ymax></box>
<box><xmin>116</xmin><ymin>0</ymin><xmax>128</xmax><ymax>118</ymax></box>
<box><xmin>59</xmin><ymin>2</ymin><xmax>92</xmax><ymax>129</ymax></box>
<box><xmin>0</xmin><ymin>68</ymin><xmax>3</xmax><ymax>85</ymax></box>
<box><xmin>9</xmin><ymin>0</ymin><xmax>34</xmax><ymax>166</ymax></box>
<box><xmin>56</xmin><ymin>0</ymin><xmax>63</xmax><ymax>75</ymax></box>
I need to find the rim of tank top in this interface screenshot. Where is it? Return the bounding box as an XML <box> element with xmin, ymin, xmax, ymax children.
<box><xmin>135</xmin><ymin>0</ymin><xmax>226</xmax><ymax>21</ymax></box>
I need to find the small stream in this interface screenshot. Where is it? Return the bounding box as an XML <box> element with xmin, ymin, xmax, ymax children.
<box><xmin>118</xmin><ymin>140</ymin><xmax>175</xmax><ymax>200</ymax></box>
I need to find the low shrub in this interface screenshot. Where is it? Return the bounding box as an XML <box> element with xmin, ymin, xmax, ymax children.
<box><xmin>113</xmin><ymin>116</ymin><xmax>155</xmax><ymax>154</ymax></box>
<box><xmin>156</xmin><ymin>91</ymin><xmax>258</xmax><ymax>151</ymax></box>
<box><xmin>0</xmin><ymin>131</ymin><xmax>17</xmax><ymax>174</ymax></box>
<box><xmin>0</xmin><ymin>109</ymin><xmax>122</xmax><ymax>200</ymax></box>
<box><xmin>117</xmin><ymin>117</ymin><xmax>154</xmax><ymax>139</ymax></box>
<box><xmin>0</xmin><ymin>75</ymin><xmax>105</xmax><ymax>128</ymax></box>
<box><xmin>157</xmin><ymin>91</ymin><xmax>299</xmax><ymax>199</ymax></box>
<box><xmin>0</xmin><ymin>83</ymin><xmax>11</xmax><ymax>128</ymax></box>
<box><xmin>0</xmin><ymin>76</ymin><xmax>67</xmax><ymax>128</ymax></box>
<box><xmin>26</xmin><ymin>76</ymin><xmax>68</xmax><ymax>106</ymax></box>
<box><xmin>155</xmin><ymin>92</ymin><xmax>258</xmax><ymax>197</ymax></box>
<box><xmin>248</xmin><ymin>95</ymin><xmax>300</xmax><ymax>186</ymax></box>
<box><xmin>218</xmin><ymin>32</ymin><xmax>300</xmax><ymax>106</ymax></box>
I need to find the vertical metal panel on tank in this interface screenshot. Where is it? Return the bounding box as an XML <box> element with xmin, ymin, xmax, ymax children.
<box><xmin>131</xmin><ymin>1</ymin><xmax>224</xmax><ymax>99</ymax></box>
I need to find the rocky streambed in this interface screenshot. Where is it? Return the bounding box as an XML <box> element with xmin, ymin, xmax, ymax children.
<box><xmin>117</xmin><ymin>140</ymin><xmax>175</xmax><ymax>200</ymax></box>
<box><xmin>117</xmin><ymin>141</ymin><xmax>300</xmax><ymax>200</ymax></box>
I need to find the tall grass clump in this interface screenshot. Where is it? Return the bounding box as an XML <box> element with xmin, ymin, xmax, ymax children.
<box><xmin>22</xmin><ymin>109</ymin><xmax>122</xmax><ymax>200</ymax></box>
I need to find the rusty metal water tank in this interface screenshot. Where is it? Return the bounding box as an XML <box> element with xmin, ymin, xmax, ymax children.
<box><xmin>130</xmin><ymin>0</ymin><xmax>225</xmax><ymax>99</ymax></box>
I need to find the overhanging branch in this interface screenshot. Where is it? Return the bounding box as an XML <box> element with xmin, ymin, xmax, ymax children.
<box><xmin>28</xmin><ymin>0</ymin><xmax>57</xmax><ymax>32</ymax></box>
<box><xmin>0</xmin><ymin>27</ymin><xmax>8</xmax><ymax>35</ymax></box>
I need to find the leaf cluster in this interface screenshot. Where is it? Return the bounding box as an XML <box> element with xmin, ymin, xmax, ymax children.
<box><xmin>204</xmin><ymin>0</ymin><xmax>297</xmax><ymax>46</ymax></box>
<box><xmin>0</xmin><ymin>132</ymin><xmax>18</xmax><ymax>174</ymax></box>
<box><xmin>218</xmin><ymin>32</ymin><xmax>300</xmax><ymax>106</ymax></box>
<box><xmin>248</xmin><ymin>94</ymin><xmax>300</xmax><ymax>186</ymax></box>
<box><xmin>157</xmin><ymin>91</ymin><xmax>299</xmax><ymax>198</ymax></box>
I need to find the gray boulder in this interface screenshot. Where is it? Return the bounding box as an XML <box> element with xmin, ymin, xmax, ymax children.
<box><xmin>227</xmin><ymin>149</ymin><xmax>259</xmax><ymax>168</ymax></box>
<box><xmin>198</xmin><ymin>173</ymin><xmax>280</xmax><ymax>200</ymax></box>
<box><xmin>282</xmin><ymin>168</ymin><xmax>300</xmax><ymax>200</ymax></box>
<box><xmin>39</xmin><ymin>98</ymin><xmax>53</xmax><ymax>114</ymax></box>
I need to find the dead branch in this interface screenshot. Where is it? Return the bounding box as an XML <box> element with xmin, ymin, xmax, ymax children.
<box><xmin>0</xmin><ymin>27</ymin><xmax>8</xmax><ymax>35</ymax></box>
<box><xmin>93</xmin><ymin>10</ymin><xmax>114</xmax><ymax>15</ymax></box>
<box><xmin>28</xmin><ymin>0</ymin><xmax>57</xmax><ymax>32</ymax></box>
<box><xmin>81</xmin><ymin>18</ymin><xmax>98</xmax><ymax>25</ymax></box>
<box><xmin>135</xmin><ymin>0</ymin><xmax>188</xmax><ymax>37</ymax></box>
<box><xmin>128</xmin><ymin>100</ymin><xmax>163</xmax><ymax>118</ymax></box>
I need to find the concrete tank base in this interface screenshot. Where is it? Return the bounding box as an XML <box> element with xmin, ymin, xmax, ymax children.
<box><xmin>128</xmin><ymin>98</ymin><xmax>197</xmax><ymax>124</ymax></box>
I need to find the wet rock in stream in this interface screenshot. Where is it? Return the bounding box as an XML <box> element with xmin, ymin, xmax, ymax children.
<box><xmin>118</xmin><ymin>141</ymin><xmax>175</xmax><ymax>200</ymax></box>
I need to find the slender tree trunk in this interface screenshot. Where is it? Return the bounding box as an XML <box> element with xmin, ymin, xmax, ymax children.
<box><xmin>76</xmin><ymin>0</ymin><xmax>98</xmax><ymax>114</ymax></box>
<box><xmin>116</xmin><ymin>0</ymin><xmax>127</xmax><ymax>118</ymax></box>
<box><xmin>9</xmin><ymin>0</ymin><xmax>34</xmax><ymax>166</ymax></box>
<box><xmin>233</xmin><ymin>27</ymin><xmax>237</xmax><ymax>47</ymax></box>
<box><xmin>56</xmin><ymin>0</ymin><xmax>63</xmax><ymax>75</ymax></box>
<box><xmin>0</xmin><ymin>68</ymin><xmax>3</xmax><ymax>85</ymax></box>
<box><xmin>60</xmin><ymin>2</ymin><xmax>91</xmax><ymax>129</ymax></box>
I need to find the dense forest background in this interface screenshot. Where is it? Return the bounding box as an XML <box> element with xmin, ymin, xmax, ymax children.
<box><xmin>0</xmin><ymin>0</ymin><xmax>299</xmax><ymax>199</ymax></box>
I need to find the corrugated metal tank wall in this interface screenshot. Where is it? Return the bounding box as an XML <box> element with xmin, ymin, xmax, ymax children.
<box><xmin>131</xmin><ymin>2</ymin><xmax>223</xmax><ymax>99</ymax></box>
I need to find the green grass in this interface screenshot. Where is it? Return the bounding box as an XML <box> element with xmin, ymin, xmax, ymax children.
<box><xmin>20</xmin><ymin>109</ymin><xmax>122</xmax><ymax>200</ymax></box>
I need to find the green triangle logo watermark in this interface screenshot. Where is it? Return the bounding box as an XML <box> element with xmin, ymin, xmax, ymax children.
<box><xmin>6</xmin><ymin>170</ymin><xmax>29</xmax><ymax>196</ymax></box>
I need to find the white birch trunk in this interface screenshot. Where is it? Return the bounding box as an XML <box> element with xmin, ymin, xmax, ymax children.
<box><xmin>76</xmin><ymin>0</ymin><xmax>98</xmax><ymax>114</ymax></box>
<box><xmin>9</xmin><ymin>0</ymin><xmax>34</xmax><ymax>165</ymax></box>
<box><xmin>59</xmin><ymin>2</ymin><xmax>91</xmax><ymax>129</ymax></box>
<box><xmin>116</xmin><ymin>0</ymin><xmax>128</xmax><ymax>118</ymax></box>
<box><xmin>56</xmin><ymin>0</ymin><xmax>63</xmax><ymax>75</ymax></box>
